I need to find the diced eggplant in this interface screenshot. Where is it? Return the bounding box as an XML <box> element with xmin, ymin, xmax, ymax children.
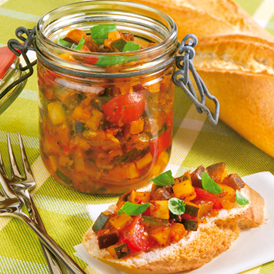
<box><xmin>181</xmin><ymin>219</ymin><xmax>198</xmax><ymax>231</ymax></box>
<box><xmin>98</xmin><ymin>231</ymin><xmax>119</xmax><ymax>249</ymax></box>
<box><xmin>108</xmin><ymin>243</ymin><xmax>131</xmax><ymax>259</ymax></box>
<box><xmin>141</xmin><ymin>216</ymin><xmax>169</xmax><ymax>229</ymax></box>
<box><xmin>222</xmin><ymin>174</ymin><xmax>245</xmax><ymax>190</ymax></box>
<box><xmin>150</xmin><ymin>187</ymin><xmax>172</xmax><ymax>200</ymax></box>
<box><xmin>206</xmin><ymin>162</ymin><xmax>227</xmax><ymax>183</ymax></box>
<box><xmin>184</xmin><ymin>202</ymin><xmax>200</xmax><ymax>218</ymax></box>
<box><xmin>174</xmin><ymin>174</ymin><xmax>191</xmax><ymax>184</ymax></box>
<box><xmin>116</xmin><ymin>189</ymin><xmax>134</xmax><ymax>209</ymax></box>
<box><xmin>191</xmin><ymin>165</ymin><xmax>205</xmax><ymax>188</ymax></box>
<box><xmin>92</xmin><ymin>212</ymin><xmax>110</xmax><ymax>232</ymax></box>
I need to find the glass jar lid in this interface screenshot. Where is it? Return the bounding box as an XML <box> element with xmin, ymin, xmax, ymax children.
<box><xmin>0</xmin><ymin>46</ymin><xmax>27</xmax><ymax>115</ymax></box>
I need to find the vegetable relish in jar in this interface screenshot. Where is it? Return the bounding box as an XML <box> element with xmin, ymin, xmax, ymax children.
<box><xmin>35</xmin><ymin>1</ymin><xmax>178</xmax><ymax>194</ymax></box>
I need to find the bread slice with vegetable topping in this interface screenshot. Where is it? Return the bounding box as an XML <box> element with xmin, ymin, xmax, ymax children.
<box><xmin>82</xmin><ymin>163</ymin><xmax>265</xmax><ymax>274</ymax></box>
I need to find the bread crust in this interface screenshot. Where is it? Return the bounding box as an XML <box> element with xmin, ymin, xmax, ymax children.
<box><xmin>191</xmin><ymin>34</ymin><xmax>274</xmax><ymax>157</ymax></box>
<box><xmin>130</xmin><ymin>0</ymin><xmax>274</xmax><ymax>158</ymax></box>
<box><xmin>130</xmin><ymin>0</ymin><xmax>274</xmax><ymax>42</ymax></box>
<box><xmin>82</xmin><ymin>183</ymin><xmax>265</xmax><ymax>274</ymax></box>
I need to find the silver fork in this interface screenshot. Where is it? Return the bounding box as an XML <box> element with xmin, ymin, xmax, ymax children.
<box><xmin>0</xmin><ymin>133</ymin><xmax>64</xmax><ymax>274</ymax></box>
<box><xmin>0</xmin><ymin>133</ymin><xmax>86</xmax><ymax>274</ymax></box>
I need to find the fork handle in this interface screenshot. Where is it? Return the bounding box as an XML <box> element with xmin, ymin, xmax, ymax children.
<box><xmin>24</xmin><ymin>195</ymin><xmax>65</xmax><ymax>274</ymax></box>
<box><xmin>20</xmin><ymin>214</ymin><xmax>86</xmax><ymax>274</ymax></box>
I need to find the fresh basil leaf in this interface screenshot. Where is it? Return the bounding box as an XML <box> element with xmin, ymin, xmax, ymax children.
<box><xmin>118</xmin><ymin>201</ymin><xmax>150</xmax><ymax>216</ymax></box>
<box><xmin>236</xmin><ymin>190</ymin><xmax>250</xmax><ymax>205</ymax></box>
<box><xmin>123</xmin><ymin>41</ymin><xmax>140</xmax><ymax>62</ymax></box>
<box><xmin>123</xmin><ymin>41</ymin><xmax>140</xmax><ymax>52</ymax></box>
<box><xmin>75</xmin><ymin>37</ymin><xmax>85</xmax><ymax>50</ymax></box>
<box><xmin>57</xmin><ymin>34</ymin><xmax>72</xmax><ymax>48</ymax></box>
<box><xmin>168</xmin><ymin>197</ymin><xmax>185</xmax><ymax>215</ymax></box>
<box><xmin>201</xmin><ymin>172</ymin><xmax>223</xmax><ymax>194</ymax></box>
<box><xmin>151</xmin><ymin>170</ymin><xmax>174</xmax><ymax>186</ymax></box>
<box><xmin>95</xmin><ymin>55</ymin><xmax>126</xmax><ymax>67</ymax></box>
<box><xmin>90</xmin><ymin>24</ymin><xmax>117</xmax><ymax>44</ymax></box>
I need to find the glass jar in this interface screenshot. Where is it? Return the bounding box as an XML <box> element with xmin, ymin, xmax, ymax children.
<box><xmin>0</xmin><ymin>46</ymin><xmax>27</xmax><ymax>115</ymax></box>
<box><xmin>34</xmin><ymin>0</ymin><xmax>178</xmax><ymax>194</ymax></box>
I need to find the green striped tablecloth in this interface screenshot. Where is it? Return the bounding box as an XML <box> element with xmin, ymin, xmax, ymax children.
<box><xmin>0</xmin><ymin>0</ymin><xmax>273</xmax><ymax>274</ymax></box>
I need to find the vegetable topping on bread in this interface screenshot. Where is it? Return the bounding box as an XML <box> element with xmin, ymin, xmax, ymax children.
<box><xmin>83</xmin><ymin>162</ymin><xmax>265</xmax><ymax>274</ymax></box>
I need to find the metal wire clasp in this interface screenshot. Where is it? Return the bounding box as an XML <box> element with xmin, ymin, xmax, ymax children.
<box><xmin>1</xmin><ymin>27</ymin><xmax>37</xmax><ymax>100</ymax></box>
<box><xmin>172</xmin><ymin>34</ymin><xmax>219</xmax><ymax>125</ymax></box>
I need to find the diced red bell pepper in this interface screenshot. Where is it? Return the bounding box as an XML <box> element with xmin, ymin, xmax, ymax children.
<box><xmin>150</xmin><ymin>129</ymin><xmax>172</xmax><ymax>157</ymax></box>
<box><xmin>194</xmin><ymin>187</ymin><xmax>223</xmax><ymax>210</ymax></box>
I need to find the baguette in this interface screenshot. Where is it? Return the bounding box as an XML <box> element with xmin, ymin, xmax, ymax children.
<box><xmin>83</xmin><ymin>164</ymin><xmax>265</xmax><ymax>273</ymax></box>
<box><xmin>130</xmin><ymin>0</ymin><xmax>274</xmax><ymax>158</ymax></box>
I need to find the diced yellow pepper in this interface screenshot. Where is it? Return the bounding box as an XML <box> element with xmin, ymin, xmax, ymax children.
<box><xmin>173</xmin><ymin>179</ymin><xmax>196</xmax><ymax>201</ymax></box>
<box><xmin>148</xmin><ymin>82</ymin><xmax>161</xmax><ymax>93</ymax></box>
<box><xmin>109</xmin><ymin>214</ymin><xmax>133</xmax><ymax>230</ymax></box>
<box><xmin>150</xmin><ymin>226</ymin><xmax>171</xmax><ymax>246</ymax></box>
<box><xmin>86</xmin><ymin>109</ymin><xmax>103</xmax><ymax>131</ymax></box>
<box><xmin>48</xmin><ymin>155</ymin><xmax>59</xmax><ymax>172</ymax></box>
<box><xmin>170</xmin><ymin>223</ymin><xmax>186</xmax><ymax>242</ymax></box>
<box><xmin>130</xmin><ymin>119</ymin><xmax>144</xmax><ymax>135</ymax></box>
<box><xmin>150</xmin><ymin>200</ymin><xmax>169</xmax><ymax>220</ymax></box>
<box><xmin>135</xmin><ymin>152</ymin><xmax>153</xmax><ymax>170</ymax></box>
<box><xmin>218</xmin><ymin>183</ymin><xmax>236</xmax><ymax>209</ymax></box>
<box><xmin>72</xmin><ymin>106</ymin><xmax>91</xmax><ymax>122</ymax></box>
<box><xmin>128</xmin><ymin>190</ymin><xmax>150</xmax><ymax>204</ymax></box>
<box><xmin>59</xmin><ymin>156</ymin><xmax>73</xmax><ymax>167</ymax></box>
<box><xmin>125</xmin><ymin>163</ymin><xmax>140</xmax><ymax>180</ymax></box>
<box><xmin>47</xmin><ymin>101</ymin><xmax>66</xmax><ymax>125</ymax></box>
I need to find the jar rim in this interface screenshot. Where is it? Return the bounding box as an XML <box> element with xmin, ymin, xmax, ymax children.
<box><xmin>35</xmin><ymin>0</ymin><xmax>178</xmax><ymax>76</ymax></box>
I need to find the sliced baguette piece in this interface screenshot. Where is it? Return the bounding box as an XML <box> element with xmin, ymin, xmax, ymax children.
<box><xmin>131</xmin><ymin>0</ymin><xmax>274</xmax><ymax>42</ymax></box>
<box><xmin>82</xmin><ymin>184</ymin><xmax>265</xmax><ymax>274</ymax></box>
<box><xmin>193</xmin><ymin>34</ymin><xmax>274</xmax><ymax>158</ymax></box>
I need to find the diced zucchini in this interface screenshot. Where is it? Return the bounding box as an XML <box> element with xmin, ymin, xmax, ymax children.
<box><xmin>141</xmin><ymin>216</ymin><xmax>169</xmax><ymax>229</ymax></box>
<box><xmin>92</xmin><ymin>212</ymin><xmax>110</xmax><ymax>232</ymax></box>
<box><xmin>111</xmin><ymin>39</ymin><xmax>127</xmax><ymax>52</ymax></box>
<box><xmin>115</xmin><ymin>148</ymin><xmax>140</xmax><ymax>166</ymax></box>
<box><xmin>135</xmin><ymin>152</ymin><xmax>153</xmax><ymax>170</ymax></box>
<box><xmin>109</xmin><ymin>214</ymin><xmax>133</xmax><ymax>230</ymax></box>
<box><xmin>181</xmin><ymin>219</ymin><xmax>198</xmax><ymax>231</ymax></box>
<box><xmin>184</xmin><ymin>202</ymin><xmax>200</xmax><ymax>218</ymax></box>
<box><xmin>48</xmin><ymin>101</ymin><xmax>66</xmax><ymax>125</ymax></box>
<box><xmin>98</xmin><ymin>231</ymin><xmax>119</xmax><ymax>249</ymax></box>
<box><xmin>150</xmin><ymin>200</ymin><xmax>169</xmax><ymax>220</ymax></box>
<box><xmin>107</xmin><ymin>243</ymin><xmax>131</xmax><ymax>259</ymax></box>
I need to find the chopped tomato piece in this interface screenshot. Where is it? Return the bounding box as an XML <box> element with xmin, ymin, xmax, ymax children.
<box><xmin>194</xmin><ymin>187</ymin><xmax>223</xmax><ymax>210</ymax></box>
<box><xmin>120</xmin><ymin>216</ymin><xmax>155</xmax><ymax>251</ymax></box>
<box><xmin>101</xmin><ymin>93</ymin><xmax>145</xmax><ymax>125</ymax></box>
